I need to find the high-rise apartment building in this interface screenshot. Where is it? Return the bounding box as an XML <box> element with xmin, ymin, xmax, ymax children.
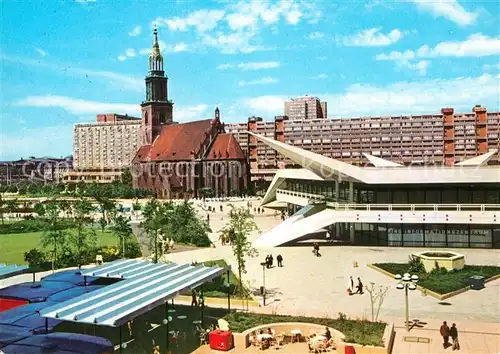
<box><xmin>227</xmin><ymin>105</ymin><xmax>500</xmax><ymax>181</ymax></box>
<box><xmin>284</xmin><ymin>95</ymin><xmax>327</xmax><ymax>120</ymax></box>
<box><xmin>71</xmin><ymin>114</ymin><xmax>141</xmax><ymax>182</ymax></box>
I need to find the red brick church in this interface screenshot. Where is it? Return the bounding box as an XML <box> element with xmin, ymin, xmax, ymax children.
<box><xmin>132</xmin><ymin>29</ymin><xmax>248</xmax><ymax>199</ymax></box>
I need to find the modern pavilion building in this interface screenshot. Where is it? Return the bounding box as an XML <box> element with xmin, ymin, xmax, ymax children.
<box><xmin>252</xmin><ymin>132</ymin><xmax>500</xmax><ymax>249</ymax></box>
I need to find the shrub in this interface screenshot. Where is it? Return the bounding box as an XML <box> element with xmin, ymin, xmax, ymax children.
<box><xmin>125</xmin><ymin>240</ymin><xmax>142</xmax><ymax>258</ymax></box>
<box><xmin>0</xmin><ymin>219</ymin><xmax>75</xmax><ymax>234</ymax></box>
<box><xmin>132</xmin><ymin>202</ymin><xmax>142</xmax><ymax>211</ymax></box>
<box><xmin>24</xmin><ymin>248</ymin><xmax>47</xmax><ymax>269</ymax></box>
<box><xmin>408</xmin><ymin>255</ymin><xmax>426</xmax><ymax>274</ymax></box>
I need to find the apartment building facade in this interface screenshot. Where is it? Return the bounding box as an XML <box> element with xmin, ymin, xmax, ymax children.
<box><xmin>71</xmin><ymin>115</ymin><xmax>141</xmax><ymax>183</ymax></box>
<box><xmin>227</xmin><ymin>106</ymin><xmax>500</xmax><ymax>181</ymax></box>
<box><xmin>284</xmin><ymin>95</ymin><xmax>327</xmax><ymax>120</ymax></box>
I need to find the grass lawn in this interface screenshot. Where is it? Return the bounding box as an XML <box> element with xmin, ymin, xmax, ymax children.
<box><xmin>0</xmin><ymin>229</ymin><xmax>119</xmax><ymax>265</ymax></box>
<box><xmin>374</xmin><ymin>263</ymin><xmax>500</xmax><ymax>294</ymax></box>
<box><xmin>223</xmin><ymin>312</ymin><xmax>386</xmax><ymax>346</ymax></box>
<box><xmin>199</xmin><ymin>259</ymin><xmax>251</xmax><ymax>299</ymax></box>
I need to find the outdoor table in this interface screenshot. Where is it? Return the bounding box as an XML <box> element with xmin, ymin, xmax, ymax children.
<box><xmin>167</xmin><ymin>309</ymin><xmax>176</xmax><ymax>313</ymax></box>
<box><xmin>315</xmin><ymin>335</ymin><xmax>326</xmax><ymax>341</ymax></box>
<box><xmin>257</xmin><ymin>334</ymin><xmax>273</xmax><ymax>341</ymax></box>
<box><xmin>192</xmin><ymin>320</ymin><xmax>202</xmax><ymax>324</ymax></box>
<box><xmin>290</xmin><ymin>329</ymin><xmax>302</xmax><ymax>343</ymax></box>
<box><xmin>177</xmin><ymin>315</ymin><xmax>187</xmax><ymax>320</ymax></box>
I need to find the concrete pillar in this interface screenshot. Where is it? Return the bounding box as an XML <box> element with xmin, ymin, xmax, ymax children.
<box><xmin>335</xmin><ymin>180</ymin><xmax>340</xmax><ymax>238</ymax></box>
<box><xmin>349</xmin><ymin>182</ymin><xmax>355</xmax><ymax>244</ymax></box>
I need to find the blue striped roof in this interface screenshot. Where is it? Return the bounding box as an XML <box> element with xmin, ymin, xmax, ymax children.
<box><xmin>40</xmin><ymin>259</ymin><xmax>227</xmax><ymax>327</ymax></box>
<box><xmin>0</xmin><ymin>264</ymin><xmax>28</xmax><ymax>280</ymax></box>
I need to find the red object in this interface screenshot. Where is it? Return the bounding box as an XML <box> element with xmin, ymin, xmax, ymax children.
<box><xmin>345</xmin><ymin>345</ymin><xmax>356</xmax><ymax>354</ymax></box>
<box><xmin>209</xmin><ymin>329</ymin><xmax>233</xmax><ymax>351</ymax></box>
<box><xmin>0</xmin><ymin>298</ymin><xmax>29</xmax><ymax>313</ymax></box>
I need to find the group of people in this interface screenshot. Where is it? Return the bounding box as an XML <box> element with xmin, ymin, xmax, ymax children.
<box><xmin>265</xmin><ymin>254</ymin><xmax>284</xmax><ymax>268</ymax></box>
<box><xmin>190</xmin><ymin>289</ymin><xmax>204</xmax><ymax>307</ymax></box>
<box><xmin>440</xmin><ymin>321</ymin><xmax>460</xmax><ymax>350</ymax></box>
<box><xmin>253</xmin><ymin>207</ymin><xmax>264</xmax><ymax>214</ymax></box>
<box><xmin>347</xmin><ymin>276</ymin><xmax>364</xmax><ymax>295</ymax></box>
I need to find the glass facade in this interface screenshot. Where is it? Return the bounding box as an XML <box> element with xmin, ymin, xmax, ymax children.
<box><xmin>283</xmin><ymin>179</ymin><xmax>500</xmax><ymax>204</ymax></box>
<box><xmin>355</xmin><ymin>223</ymin><xmax>498</xmax><ymax>248</ymax></box>
<box><xmin>281</xmin><ymin>179</ymin><xmax>500</xmax><ymax>249</ymax></box>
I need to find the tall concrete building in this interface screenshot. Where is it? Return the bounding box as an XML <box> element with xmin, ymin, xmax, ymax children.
<box><xmin>227</xmin><ymin>105</ymin><xmax>500</xmax><ymax>182</ymax></box>
<box><xmin>71</xmin><ymin>114</ymin><xmax>141</xmax><ymax>183</ymax></box>
<box><xmin>284</xmin><ymin>95</ymin><xmax>327</xmax><ymax>120</ymax></box>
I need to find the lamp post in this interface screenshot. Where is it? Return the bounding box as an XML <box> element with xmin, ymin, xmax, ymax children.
<box><xmin>394</xmin><ymin>272</ymin><xmax>419</xmax><ymax>332</ymax></box>
<box><xmin>260</xmin><ymin>261</ymin><xmax>267</xmax><ymax>306</ymax></box>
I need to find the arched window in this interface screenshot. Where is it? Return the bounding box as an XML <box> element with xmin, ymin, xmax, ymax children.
<box><xmin>144</xmin><ymin>111</ymin><xmax>149</xmax><ymax>124</ymax></box>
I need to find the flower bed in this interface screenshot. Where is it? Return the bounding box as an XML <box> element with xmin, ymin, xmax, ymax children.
<box><xmin>223</xmin><ymin>312</ymin><xmax>386</xmax><ymax>347</ymax></box>
<box><xmin>373</xmin><ymin>263</ymin><xmax>500</xmax><ymax>295</ymax></box>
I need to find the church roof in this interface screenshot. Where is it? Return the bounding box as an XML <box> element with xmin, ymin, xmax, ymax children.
<box><xmin>207</xmin><ymin>133</ymin><xmax>246</xmax><ymax>160</ymax></box>
<box><xmin>134</xmin><ymin>119</ymin><xmax>213</xmax><ymax>162</ymax></box>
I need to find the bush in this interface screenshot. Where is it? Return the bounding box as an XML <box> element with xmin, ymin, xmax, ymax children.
<box><xmin>125</xmin><ymin>240</ymin><xmax>142</xmax><ymax>258</ymax></box>
<box><xmin>132</xmin><ymin>202</ymin><xmax>142</xmax><ymax>211</ymax></box>
<box><xmin>223</xmin><ymin>312</ymin><xmax>385</xmax><ymax>346</ymax></box>
<box><xmin>0</xmin><ymin>219</ymin><xmax>75</xmax><ymax>234</ymax></box>
<box><xmin>96</xmin><ymin>245</ymin><xmax>121</xmax><ymax>262</ymax></box>
<box><xmin>24</xmin><ymin>248</ymin><xmax>49</xmax><ymax>269</ymax></box>
<box><xmin>408</xmin><ymin>255</ymin><xmax>426</xmax><ymax>274</ymax></box>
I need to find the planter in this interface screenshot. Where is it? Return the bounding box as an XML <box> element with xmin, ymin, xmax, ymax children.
<box><xmin>414</xmin><ymin>251</ymin><xmax>465</xmax><ymax>272</ymax></box>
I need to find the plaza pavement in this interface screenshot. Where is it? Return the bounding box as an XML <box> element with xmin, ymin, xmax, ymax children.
<box><xmin>2</xmin><ymin>199</ymin><xmax>498</xmax><ymax>353</ymax></box>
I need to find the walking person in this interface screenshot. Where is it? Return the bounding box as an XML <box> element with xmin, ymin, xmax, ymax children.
<box><xmin>276</xmin><ymin>254</ymin><xmax>283</xmax><ymax>267</ymax></box>
<box><xmin>313</xmin><ymin>242</ymin><xmax>320</xmax><ymax>257</ymax></box>
<box><xmin>450</xmin><ymin>323</ymin><xmax>460</xmax><ymax>350</ymax></box>
<box><xmin>269</xmin><ymin>254</ymin><xmax>274</xmax><ymax>267</ymax></box>
<box><xmin>347</xmin><ymin>276</ymin><xmax>354</xmax><ymax>295</ymax></box>
<box><xmin>355</xmin><ymin>277</ymin><xmax>364</xmax><ymax>294</ymax></box>
<box><xmin>191</xmin><ymin>289</ymin><xmax>198</xmax><ymax>307</ymax></box>
<box><xmin>440</xmin><ymin>321</ymin><xmax>451</xmax><ymax>348</ymax></box>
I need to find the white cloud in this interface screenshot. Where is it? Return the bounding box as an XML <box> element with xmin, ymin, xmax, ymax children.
<box><xmin>153</xmin><ymin>1</ymin><xmax>320</xmax><ymax>54</ymax></box>
<box><xmin>15</xmin><ymin>95</ymin><xmax>141</xmax><ymax>116</ymax></box>
<box><xmin>317</xmin><ymin>56</ymin><xmax>328</xmax><ymax>61</ymax></box>
<box><xmin>417</xmin><ymin>34</ymin><xmax>500</xmax><ymax>57</ymax></box>
<box><xmin>307</xmin><ymin>32</ymin><xmax>324</xmax><ymax>40</ymax></box>
<box><xmin>173</xmin><ymin>43</ymin><xmax>188</xmax><ymax>52</ymax></box>
<box><xmin>377</xmin><ymin>34</ymin><xmax>500</xmax><ymax>74</ymax></box>
<box><xmin>1</xmin><ymin>54</ymin><xmax>143</xmax><ymax>91</ymax></box>
<box><xmin>377</xmin><ymin>34</ymin><xmax>500</xmax><ymax>73</ymax></box>
<box><xmin>0</xmin><ymin>124</ymin><xmax>74</xmax><ymax>160</ymax></box>
<box><xmin>243</xmin><ymin>74</ymin><xmax>500</xmax><ymax>116</ymax></box>
<box><xmin>217</xmin><ymin>61</ymin><xmax>280</xmax><ymax>70</ymax></box>
<box><xmin>244</xmin><ymin>95</ymin><xmax>284</xmax><ymax>113</ymax></box>
<box><xmin>128</xmin><ymin>25</ymin><xmax>142</xmax><ymax>37</ymax></box>
<box><xmin>340</xmin><ymin>28</ymin><xmax>403</xmax><ymax>47</ymax></box>
<box><xmin>311</xmin><ymin>73</ymin><xmax>328</xmax><ymax>79</ymax></box>
<box><xmin>411</xmin><ymin>0</ymin><xmax>478</xmax><ymax>26</ymax></box>
<box><xmin>155</xmin><ymin>10</ymin><xmax>225</xmax><ymax>33</ymax></box>
<box><xmin>483</xmin><ymin>63</ymin><xmax>500</xmax><ymax>72</ymax></box>
<box><xmin>238</xmin><ymin>77</ymin><xmax>278</xmax><ymax>87</ymax></box>
<box><xmin>35</xmin><ymin>48</ymin><xmax>47</xmax><ymax>57</ymax></box>
<box><xmin>125</xmin><ymin>48</ymin><xmax>136</xmax><ymax>57</ymax></box>
<box><xmin>117</xmin><ymin>55</ymin><xmax>127</xmax><ymax>61</ymax></box>
<box><xmin>174</xmin><ymin>104</ymin><xmax>209</xmax><ymax>122</ymax></box>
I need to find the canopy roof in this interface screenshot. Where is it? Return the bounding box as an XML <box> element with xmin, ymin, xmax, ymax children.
<box><xmin>0</xmin><ymin>264</ymin><xmax>28</xmax><ymax>280</ymax></box>
<box><xmin>40</xmin><ymin>259</ymin><xmax>228</xmax><ymax>327</ymax></box>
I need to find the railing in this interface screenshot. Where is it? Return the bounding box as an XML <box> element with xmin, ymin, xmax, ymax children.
<box><xmin>276</xmin><ymin>189</ymin><xmax>325</xmax><ymax>201</ymax></box>
<box><xmin>326</xmin><ymin>202</ymin><xmax>500</xmax><ymax>212</ymax></box>
<box><xmin>276</xmin><ymin>189</ymin><xmax>500</xmax><ymax>212</ymax></box>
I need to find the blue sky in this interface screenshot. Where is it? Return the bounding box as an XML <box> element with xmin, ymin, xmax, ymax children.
<box><xmin>1</xmin><ymin>0</ymin><xmax>499</xmax><ymax>160</ymax></box>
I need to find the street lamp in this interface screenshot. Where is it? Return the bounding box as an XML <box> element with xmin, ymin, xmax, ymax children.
<box><xmin>260</xmin><ymin>261</ymin><xmax>267</xmax><ymax>306</ymax></box>
<box><xmin>394</xmin><ymin>272</ymin><xmax>419</xmax><ymax>332</ymax></box>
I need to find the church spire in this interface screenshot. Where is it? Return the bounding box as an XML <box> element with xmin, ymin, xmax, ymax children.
<box><xmin>149</xmin><ymin>27</ymin><xmax>164</xmax><ymax>73</ymax></box>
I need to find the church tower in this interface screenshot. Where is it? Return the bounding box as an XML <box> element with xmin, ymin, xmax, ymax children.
<box><xmin>141</xmin><ymin>28</ymin><xmax>174</xmax><ymax>145</ymax></box>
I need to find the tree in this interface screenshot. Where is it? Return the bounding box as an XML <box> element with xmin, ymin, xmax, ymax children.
<box><xmin>141</xmin><ymin>198</ymin><xmax>168</xmax><ymax>263</ymax></box>
<box><xmin>111</xmin><ymin>214</ymin><xmax>133</xmax><ymax>257</ymax></box>
<box><xmin>223</xmin><ymin>205</ymin><xmax>259</xmax><ymax>297</ymax></box>
<box><xmin>0</xmin><ymin>195</ymin><xmax>5</xmax><ymax>225</ymax></box>
<box><xmin>121</xmin><ymin>169</ymin><xmax>133</xmax><ymax>186</ymax></box>
<box><xmin>70</xmin><ymin>199</ymin><xmax>97</xmax><ymax>268</ymax></box>
<box><xmin>366</xmin><ymin>282</ymin><xmax>390</xmax><ymax>322</ymax></box>
<box><xmin>6</xmin><ymin>198</ymin><xmax>18</xmax><ymax>217</ymax></box>
<box><xmin>87</xmin><ymin>186</ymin><xmax>115</xmax><ymax>232</ymax></box>
<box><xmin>36</xmin><ymin>200</ymin><xmax>67</xmax><ymax>271</ymax></box>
